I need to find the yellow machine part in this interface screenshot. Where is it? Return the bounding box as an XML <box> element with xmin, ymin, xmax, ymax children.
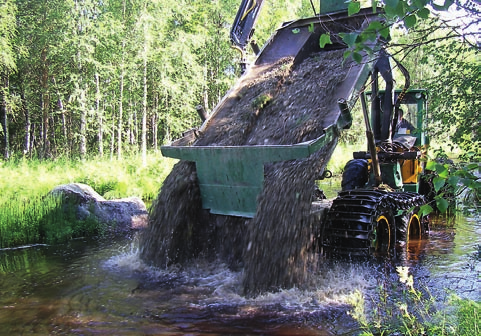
<box><xmin>401</xmin><ymin>159</ymin><xmax>422</xmax><ymax>184</ymax></box>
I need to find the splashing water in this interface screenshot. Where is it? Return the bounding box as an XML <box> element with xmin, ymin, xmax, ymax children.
<box><xmin>140</xmin><ymin>49</ymin><xmax>355</xmax><ymax>295</ymax></box>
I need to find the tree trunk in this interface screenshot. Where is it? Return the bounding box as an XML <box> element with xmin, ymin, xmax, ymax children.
<box><xmin>31</xmin><ymin>123</ymin><xmax>36</xmax><ymax>155</ymax></box>
<box><xmin>52</xmin><ymin>76</ymin><xmax>67</xmax><ymax>152</ymax></box>
<box><xmin>95</xmin><ymin>73</ymin><xmax>103</xmax><ymax>157</ymax></box>
<box><xmin>67</xmin><ymin>100</ymin><xmax>73</xmax><ymax>156</ymax></box>
<box><xmin>118</xmin><ymin>51</ymin><xmax>124</xmax><ymax>160</ymax></box>
<box><xmin>1</xmin><ymin>73</ymin><xmax>10</xmax><ymax>159</ymax></box>
<box><xmin>110</xmin><ymin>103</ymin><xmax>116</xmax><ymax>160</ymax></box>
<box><xmin>21</xmin><ymin>90</ymin><xmax>31</xmax><ymax>155</ymax></box>
<box><xmin>40</xmin><ymin>48</ymin><xmax>50</xmax><ymax>159</ymax></box>
<box><xmin>152</xmin><ymin>93</ymin><xmax>158</xmax><ymax>151</ymax></box>
<box><xmin>128</xmin><ymin>111</ymin><xmax>133</xmax><ymax>145</ymax></box>
<box><xmin>141</xmin><ymin>23</ymin><xmax>148</xmax><ymax>165</ymax></box>
<box><xmin>79</xmin><ymin>85</ymin><xmax>87</xmax><ymax>159</ymax></box>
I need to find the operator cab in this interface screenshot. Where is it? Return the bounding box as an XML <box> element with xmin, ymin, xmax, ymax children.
<box><xmin>367</xmin><ymin>89</ymin><xmax>429</xmax><ymax>147</ymax></box>
<box><xmin>392</xmin><ymin>89</ymin><xmax>429</xmax><ymax>148</ymax></box>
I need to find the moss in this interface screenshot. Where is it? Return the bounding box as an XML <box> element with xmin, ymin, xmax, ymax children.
<box><xmin>251</xmin><ymin>93</ymin><xmax>272</xmax><ymax>110</ymax></box>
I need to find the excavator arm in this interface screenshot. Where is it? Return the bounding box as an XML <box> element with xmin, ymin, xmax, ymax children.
<box><xmin>230</xmin><ymin>1</ymin><xmax>350</xmax><ymax>53</ymax></box>
<box><xmin>230</xmin><ymin>0</ymin><xmax>265</xmax><ymax>52</ymax></box>
<box><xmin>370</xmin><ymin>50</ymin><xmax>411</xmax><ymax>143</ymax></box>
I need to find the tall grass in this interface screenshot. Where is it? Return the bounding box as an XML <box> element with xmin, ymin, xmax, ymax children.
<box><xmin>0</xmin><ymin>153</ymin><xmax>177</xmax><ymax>248</ymax></box>
<box><xmin>348</xmin><ymin>266</ymin><xmax>480</xmax><ymax>335</ymax></box>
<box><xmin>326</xmin><ymin>142</ymin><xmax>366</xmax><ymax>175</ymax></box>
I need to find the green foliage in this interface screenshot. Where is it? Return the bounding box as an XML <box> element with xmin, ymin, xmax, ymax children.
<box><xmin>348</xmin><ymin>1</ymin><xmax>361</xmax><ymax>16</ymax></box>
<box><xmin>0</xmin><ymin>193</ymin><xmax>100</xmax><ymax>247</ymax></box>
<box><xmin>349</xmin><ymin>266</ymin><xmax>480</xmax><ymax>335</ymax></box>
<box><xmin>424</xmin><ymin>159</ymin><xmax>480</xmax><ymax>213</ymax></box>
<box><xmin>37</xmin><ymin>195</ymin><xmax>101</xmax><ymax>244</ymax></box>
<box><xmin>0</xmin><ymin>0</ymin><xmax>17</xmax><ymax>72</ymax></box>
<box><xmin>0</xmin><ymin>153</ymin><xmax>176</xmax><ymax>248</ymax></box>
<box><xmin>319</xmin><ymin>33</ymin><xmax>332</xmax><ymax>48</ymax></box>
<box><xmin>338</xmin><ymin>2</ymin><xmax>479</xmax><ymax>161</ymax></box>
<box><xmin>2</xmin><ymin>0</ymin><xmax>477</xmax><ymax>164</ymax></box>
<box><xmin>387</xmin><ymin>9</ymin><xmax>479</xmax><ymax>159</ymax></box>
<box><xmin>252</xmin><ymin>93</ymin><xmax>272</xmax><ymax>110</ymax></box>
<box><xmin>2</xmin><ymin>0</ymin><xmax>239</xmax><ymax>159</ymax></box>
<box><xmin>423</xmin><ymin>42</ymin><xmax>479</xmax><ymax>158</ymax></box>
<box><xmin>454</xmin><ymin>297</ymin><xmax>480</xmax><ymax>334</ymax></box>
<box><xmin>342</xmin><ymin>0</ymin><xmax>463</xmax><ymax>63</ymax></box>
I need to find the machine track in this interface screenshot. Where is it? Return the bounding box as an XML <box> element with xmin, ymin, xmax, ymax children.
<box><xmin>322</xmin><ymin>189</ymin><xmax>426</xmax><ymax>257</ymax></box>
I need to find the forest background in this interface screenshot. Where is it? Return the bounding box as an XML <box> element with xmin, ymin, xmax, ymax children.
<box><xmin>0</xmin><ymin>0</ymin><xmax>479</xmax><ymax>162</ymax></box>
<box><xmin>0</xmin><ymin>0</ymin><xmax>479</xmax><ymax>247</ymax></box>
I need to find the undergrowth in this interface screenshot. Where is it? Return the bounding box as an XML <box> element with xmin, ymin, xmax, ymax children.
<box><xmin>0</xmin><ymin>153</ymin><xmax>176</xmax><ymax>248</ymax></box>
<box><xmin>348</xmin><ymin>266</ymin><xmax>480</xmax><ymax>335</ymax></box>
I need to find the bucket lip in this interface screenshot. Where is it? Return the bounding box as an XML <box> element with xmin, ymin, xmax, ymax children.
<box><xmin>279</xmin><ymin>6</ymin><xmax>383</xmax><ymax>30</ymax></box>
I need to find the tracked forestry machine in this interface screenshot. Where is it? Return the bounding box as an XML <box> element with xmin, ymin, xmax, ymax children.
<box><xmin>160</xmin><ymin>0</ymin><xmax>431</xmax><ymax>259</ymax></box>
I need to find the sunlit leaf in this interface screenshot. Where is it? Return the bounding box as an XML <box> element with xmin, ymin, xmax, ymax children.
<box><xmin>435</xmin><ymin>164</ymin><xmax>449</xmax><ymax>178</ymax></box>
<box><xmin>384</xmin><ymin>0</ymin><xmax>399</xmax><ymax>8</ymax></box>
<box><xmin>362</xmin><ymin>30</ymin><xmax>377</xmax><ymax>42</ymax></box>
<box><xmin>461</xmin><ymin>178</ymin><xmax>474</xmax><ymax>188</ymax></box>
<box><xmin>419</xmin><ymin>204</ymin><xmax>434</xmax><ymax>216</ymax></box>
<box><xmin>447</xmin><ymin>175</ymin><xmax>460</xmax><ymax>187</ymax></box>
<box><xmin>365</xmin><ymin>21</ymin><xmax>389</xmax><ymax>40</ymax></box>
<box><xmin>473</xmin><ymin>180</ymin><xmax>481</xmax><ymax>190</ymax></box>
<box><xmin>426</xmin><ymin>161</ymin><xmax>437</xmax><ymax>171</ymax></box>
<box><xmin>413</xmin><ymin>0</ymin><xmax>429</xmax><ymax>8</ymax></box>
<box><xmin>379</xmin><ymin>26</ymin><xmax>390</xmax><ymax>39</ymax></box>
<box><xmin>367</xmin><ymin>21</ymin><xmax>384</xmax><ymax>31</ymax></box>
<box><xmin>348</xmin><ymin>2</ymin><xmax>361</xmax><ymax>16</ymax></box>
<box><xmin>385</xmin><ymin>0</ymin><xmax>407</xmax><ymax>18</ymax></box>
<box><xmin>319</xmin><ymin>33</ymin><xmax>332</xmax><ymax>48</ymax></box>
<box><xmin>308</xmin><ymin>22</ymin><xmax>314</xmax><ymax>33</ymax></box>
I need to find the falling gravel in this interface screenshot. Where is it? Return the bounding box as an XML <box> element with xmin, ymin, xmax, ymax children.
<box><xmin>141</xmin><ymin>49</ymin><xmax>353</xmax><ymax>296</ymax></box>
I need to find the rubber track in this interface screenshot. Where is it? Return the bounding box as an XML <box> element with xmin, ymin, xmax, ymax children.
<box><xmin>322</xmin><ymin>189</ymin><xmax>425</xmax><ymax>256</ymax></box>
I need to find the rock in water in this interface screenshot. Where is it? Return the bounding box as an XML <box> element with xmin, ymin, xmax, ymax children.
<box><xmin>50</xmin><ymin>183</ymin><xmax>148</xmax><ymax>232</ymax></box>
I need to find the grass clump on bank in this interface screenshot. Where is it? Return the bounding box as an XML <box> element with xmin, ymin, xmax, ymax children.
<box><xmin>348</xmin><ymin>266</ymin><xmax>480</xmax><ymax>335</ymax></box>
<box><xmin>0</xmin><ymin>154</ymin><xmax>176</xmax><ymax>248</ymax></box>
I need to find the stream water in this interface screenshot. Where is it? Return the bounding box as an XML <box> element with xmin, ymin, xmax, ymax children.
<box><xmin>1</xmin><ymin>183</ymin><xmax>479</xmax><ymax>335</ymax></box>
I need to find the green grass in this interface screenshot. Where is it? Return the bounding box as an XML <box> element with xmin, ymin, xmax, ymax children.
<box><xmin>325</xmin><ymin>142</ymin><xmax>364</xmax><ymax>175</ymax></box>
<box><xmin>348</xmin><ymin>266</ymin><xmax>480</xmax><ymax>335</ymax></box>
<box><xmin>455</xmin><ymin>297</ymin><xmax>480</xmax><ymax>335</ymax></box>
<box><xmin>0</xmin><ymin>153</ymin><xmax>177</xmax><ymax>248</ymax></box>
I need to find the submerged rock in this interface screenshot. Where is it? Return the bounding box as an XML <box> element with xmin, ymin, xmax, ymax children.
<box><xmin>50</xmin><ymin>183</ymin><xmax>148</xmax><ymax>233</ymax></box>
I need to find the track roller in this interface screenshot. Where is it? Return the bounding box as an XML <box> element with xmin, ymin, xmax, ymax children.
<box><xmin>321</xmin><ymin>189</ymin><xmax>428</xmax><ymax>257</ymax></box>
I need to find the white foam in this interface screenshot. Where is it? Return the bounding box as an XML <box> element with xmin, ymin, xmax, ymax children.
<box><xmin>104</xmin><ymin>246</ymin><xmax>378</xmax><ymax>313</ymax></box>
